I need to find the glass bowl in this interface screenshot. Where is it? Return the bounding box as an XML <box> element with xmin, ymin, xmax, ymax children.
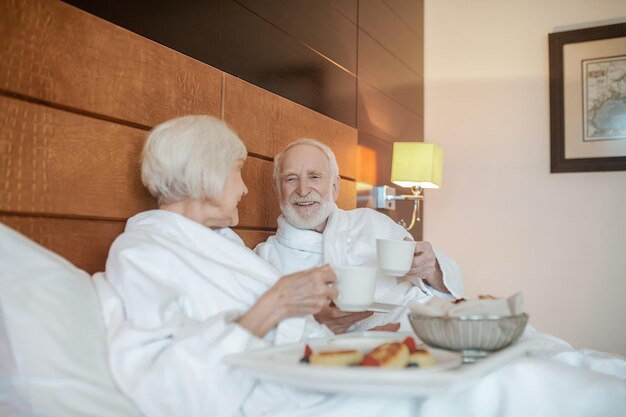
<box><xmin>408</xmin><ymin>313</ymin><xmax>529</xmax><ymax>363</ymax></box>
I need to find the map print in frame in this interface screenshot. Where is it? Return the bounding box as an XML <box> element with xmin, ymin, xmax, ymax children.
<box><xmin>583</xmin><ymin>56</ymin><xmax>626</xmax><ymax>141</ymax></box>
<box><xmin>549</xmin><ymin>22</ymin><xmax>626</xmax><ymax>172</ymax></box>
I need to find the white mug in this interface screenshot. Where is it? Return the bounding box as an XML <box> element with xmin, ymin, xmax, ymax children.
<box><xmin>376</xmin><ymin>238</ymin><xmax>417</xmax><ymax>276</ymax></box>
<box><xmin>333</xmin><ymin>266</ymin><xmax>378</xmax><ymax>312</ymax></box>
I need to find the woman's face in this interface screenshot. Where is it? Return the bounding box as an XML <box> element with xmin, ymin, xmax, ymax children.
<box><xmin>163</xmin><ymin>159</ymin><xmax>248</xmax><ymax>228</ymax></box>
<box><xmin>214</xmin><ymin>158</ymin><xmax>248</xmax><ymax>227</ymax></box>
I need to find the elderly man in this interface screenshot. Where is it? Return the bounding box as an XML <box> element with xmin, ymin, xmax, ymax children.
<box><xmin>255</xmin><ymin>139</ymin><xmax>463</xmax><ymax>333</ymax></box>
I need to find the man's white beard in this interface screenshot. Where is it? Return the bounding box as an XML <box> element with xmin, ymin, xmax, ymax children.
<box><xmin>280</xmin><ymin>190</ymin><xmax>334</xmax><ymax>230</ymax></box>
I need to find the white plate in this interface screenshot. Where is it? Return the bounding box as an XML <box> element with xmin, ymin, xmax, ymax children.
<box><xmin>224</xmin><ymin>332</ymin><xmax>534</xmax><ymax>396</ymax></box>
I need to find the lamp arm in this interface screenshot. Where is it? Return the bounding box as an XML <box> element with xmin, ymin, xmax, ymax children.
<box><xmin>371</xmin><ymin>185</ymin><xmax>424</xmax><ymax>231</ymax></box>
<box><xmin>387</xmin><ymin>186</ymin><xmax>422</xmax><ymax>231</ymax></box>
<box><xmin>384</xmin><ymin>194</ymin><xmax>420</xmax><ymax>201</ymax></box>
<box><xmin>405</xmin><ymin>196</ymin><xmax>420</xmax><ymax>230</ymax></box>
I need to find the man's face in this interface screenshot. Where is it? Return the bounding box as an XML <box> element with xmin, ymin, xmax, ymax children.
<box><xmin>277</xmin><ymin>144</ymin><xmax>339</xmax><ymax>232</ymax></box>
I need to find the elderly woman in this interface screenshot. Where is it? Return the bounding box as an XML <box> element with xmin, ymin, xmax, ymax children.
<box><xmin>95</xmin><ymin>115</ymin><xmax>417</xmax><ymax>417</ymax></box>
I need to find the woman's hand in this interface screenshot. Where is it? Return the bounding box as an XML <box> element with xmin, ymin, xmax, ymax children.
<box><xmin>237</xmin><ymin>265</ymin><xmax>337</xmax><ymax>337</ymax></box>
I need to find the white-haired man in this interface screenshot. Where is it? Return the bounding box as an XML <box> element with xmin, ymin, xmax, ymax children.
<box><xmin>254</xmin><ymin>139</ymin><xmax>463</xmax><ymax>333</ymax></box>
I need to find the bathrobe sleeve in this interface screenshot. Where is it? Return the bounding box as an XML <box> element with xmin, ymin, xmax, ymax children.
<box><xmin>102</xmin><ymin>238</ymin><xmax>267</xmax><ymax>417</ymax></box>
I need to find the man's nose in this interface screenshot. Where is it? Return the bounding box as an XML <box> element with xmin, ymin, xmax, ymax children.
<box><xmin>296</xmin><ymin>179</ymin><xmax>311</xmax><ymax>196</ymax></box>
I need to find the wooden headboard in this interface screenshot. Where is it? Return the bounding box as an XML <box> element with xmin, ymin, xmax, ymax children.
<box><xmin>0</xmin><ymin>0</ymin><xmax>357</xmax><ymax>274</ymax></box>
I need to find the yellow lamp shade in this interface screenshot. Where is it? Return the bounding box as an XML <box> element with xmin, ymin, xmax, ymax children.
<box><xmin>391</xmin><ymin>142</ymin><xmax>443</xmax><ymax>189</ymax></box>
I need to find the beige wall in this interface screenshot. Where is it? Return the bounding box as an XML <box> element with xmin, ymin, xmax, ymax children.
<box><xmin>424</xmin><ymin>0</ymin><xmax>626</xmax><ymax>355</ymax></box>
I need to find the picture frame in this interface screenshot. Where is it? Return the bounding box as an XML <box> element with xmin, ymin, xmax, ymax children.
<box><xmin>549</xmin><ymin>22</ymin><xmax>626</xmax><ymax>173</ymax></box>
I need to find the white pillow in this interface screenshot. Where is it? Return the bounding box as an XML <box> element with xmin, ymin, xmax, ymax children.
<box><xmin>0</xmin><ymin>223</ymin><xmax>143</xmax><ymax>417</ymax></box>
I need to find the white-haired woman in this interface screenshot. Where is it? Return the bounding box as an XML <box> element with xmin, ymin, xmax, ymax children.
<box><xmin>96</xmin><ymin>115</ymin><xmax>417</xmax><ymax>417</ymax></box>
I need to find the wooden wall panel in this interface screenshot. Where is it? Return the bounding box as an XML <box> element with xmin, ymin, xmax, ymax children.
<box><xmin>222</xmin><ymin>0</ymin><xmax>357</xmax><ymax>128</ymax></box>
<box><xmin>0</xmin><ymin>96</ymin><xmax>155</xmax><ymax>220</ymax></box>
<box><xmin>0</xmin><ymin>96</ymin><xmax>355</xmax><ymax>227</ymax></box>
<box><xmin>1</xmin><ymin>216</ymin><xmax>279</xmax><ymax>274</ymax></box>
<box><xmin>384</xmin><ymin>0</ymin><xmax>424</xmax><ymax>36</ymax></box>
<box><xmin>358</xmin><ymin>29</ymin><xmax>423</xmax><ymax>115</ymax></box>
<box><xmin>235</xmin><ymin>0</ymin><xmax>357</xmax><ymax>74</ymax></box>
<box><xmin>359</xmin><ymin>0</ymin><xmax>422</xmax><ymax>74</ymax></box>
<box><xmin>63</xmin><ymin>0</ymin><xmax>222</xmax><ymax>67</ymax></box>
<box><xmin>328</xmin><ymin>0</ymin><xmax>357</xmax><ymax>24</ymax></box>
<box><xmin>355</xmin><ymin>0</ymin><xmax>424</xmax><ymax>240</ymax></box>
<box><xmin>223</xmin><ymin>74</ymin><xmax>358</xmax><ymax>180</ymax></box>
<box><xmin>357</xmin><ymin>132</ymin><xmax>393</xmax><ymax>187</ymax></box>
<box><xmin>1</xmin><ymin>215</ymin><xmax>125</xmax><ymax>274</ymax></box>
<box><xmin>357</xmin><ymin>81</ymin><xmax>423</xmax><ymax>143</ymax></box>
<box><xmin>239</xmin><ymin>158</ymin><xmax>281</xmax><ymax>228</ymax></box>
<box><xmin>337</xmin><ymin>179</ymin><xmax>357</xmax><ymax>210</ymax></box>
<box><xmin>1</xmin><ymin>0</ymin><xmax>362</xmax><ymax>272</ymax></box>
<box><xmin>0</xmin><ymin>0</ymin><xmax>222</xmax><ymax>128</ymax></box>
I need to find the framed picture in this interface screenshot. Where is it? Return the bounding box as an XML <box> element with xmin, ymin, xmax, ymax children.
<box><xmin>549</xmin><ymin>23</ymin><xmax>626</xmax><ymax>172</ymax></box>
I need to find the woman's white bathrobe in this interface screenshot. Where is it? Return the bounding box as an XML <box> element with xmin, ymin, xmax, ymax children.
<box><xmin>95</xmin><ymin>210</ymin><xmax>419</xmax><ymax>417</ymax></box>
<box><xmin>254</xmin><ymin>207</ymin><xmax>464</xmax><ymax>331</ymax></box>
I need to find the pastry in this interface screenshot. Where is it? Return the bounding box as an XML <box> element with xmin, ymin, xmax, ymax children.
<box><xmin>361</xmin><ymin>342</ymin><xmax>409</xmax><ymax>368</ymax></box>
<box><xmin>308</xmin><ymin>349</ymin><xmax>364</xmax><ymax>366</ymax></box>
<box><xmin>408</xmin><ymin>349</ymin><xmax>435</xmax><ymax>367</ymax></box>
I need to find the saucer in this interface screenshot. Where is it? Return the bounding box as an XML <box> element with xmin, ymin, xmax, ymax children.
<box><xmin>367</xmin><ymin>302</ymin><xmax>401</xmax><ymax>313</ymax></box>
<box><xmin>337</xmin><ymin>302</ymin><xmax>401</xmax><ymax>313</ymax></box>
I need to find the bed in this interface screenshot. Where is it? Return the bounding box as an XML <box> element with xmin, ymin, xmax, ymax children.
<box><xmin>2</xmin><ymin>2</ymin><xmax>625</xmax><ymax>417</ymax></box>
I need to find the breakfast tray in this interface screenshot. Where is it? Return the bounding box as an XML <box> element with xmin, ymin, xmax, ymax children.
<box><xmin>223</xmin><ymin>331</ymin><xmax>534</xmax><ymax>396</ymax></box>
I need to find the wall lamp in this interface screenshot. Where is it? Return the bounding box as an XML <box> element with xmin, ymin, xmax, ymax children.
<box><xmin>372</xmin><ymin>142</ymin><xmax>443</xmax><ymax>230</ymax></box>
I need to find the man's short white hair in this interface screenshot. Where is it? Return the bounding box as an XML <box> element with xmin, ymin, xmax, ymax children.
<box><xmin>141</xmin><ymin>115</ymin><xmax>247</xmax><ymax>204</ymax></box>
<box><xmin>273</xmin><ymin>138</ymin><xmax>340</xmax><ymax>191</ymax></box>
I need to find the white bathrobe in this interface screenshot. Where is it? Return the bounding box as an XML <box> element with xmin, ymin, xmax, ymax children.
<box><xmin>95</xmin><ymin>210</ymin><xmax>420</xmax><ymax>417</ymax></box>
<box><xmin>254</xmin><ymin>207</ymin><xmax>464</xmax><ymax>330</ymax></box>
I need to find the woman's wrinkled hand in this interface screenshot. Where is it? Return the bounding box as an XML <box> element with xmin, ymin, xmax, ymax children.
<box><xmin>237</xmin><ymin>265</ymin><xmax>337</xmax><ymax>337</ymax></box>
<box><xmin>271</xmin><ymin>265</ymin><xmax>338</xmax><ymax>317</ymax></box>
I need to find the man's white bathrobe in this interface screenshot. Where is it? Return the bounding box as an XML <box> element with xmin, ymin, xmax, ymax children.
<box><xmin>95</xmin><ymin>210</ymin><xmax>419</xmax><ymax>417</ymax></box>
<box><xmin>254</xmin><ymin>207</ymin><xmax>464</xmax><ymax>330</ymax></box>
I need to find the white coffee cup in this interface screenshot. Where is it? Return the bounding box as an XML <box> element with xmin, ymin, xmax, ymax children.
<box><xmin>333</xmin><ymin>266</ymin><xmax>378</xmax><ymax>312</ymax></box>
<box><xmin>376</xmin><ymin>238</ymin><xmax>417</xmax><ymax>276</ymax></box>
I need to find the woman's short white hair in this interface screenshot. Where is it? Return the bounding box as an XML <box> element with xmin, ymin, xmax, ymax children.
<box><xmin>273</xmin><ymin>138</ymin><xmax>340</xmax><ymax>189</ymax></box>
<box><xmin>141</xmin><ymin>115</ymin><xmax>247</xmax><ymax>204</ymax></box>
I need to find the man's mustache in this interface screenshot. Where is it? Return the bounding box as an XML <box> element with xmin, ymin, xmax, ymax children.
<box><xmin>289</xmin><ymin>192</ymin><xmax>322</xmax><ymax>204</ymax></box>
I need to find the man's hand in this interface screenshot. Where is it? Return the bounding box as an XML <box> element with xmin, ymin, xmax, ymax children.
<box><xmin>405</xmin><ymin>239</ymin><xmax>449</xmax><ymax>293</ymax></box>
<box><xmin>369</xmin><ymin>322</ymin><xmax>400</xmax><ymax>332</ymax></box>
<box><xmin>314</xmin><ymin>303</ymin><xmax>373</xmax><ymax>334</ymax></box>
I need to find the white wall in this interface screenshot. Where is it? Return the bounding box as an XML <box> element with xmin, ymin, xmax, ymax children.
<box><xmin>424</xmin><ymin>0</ymin><xmax>626</xmax><ymax>355</ymax></box>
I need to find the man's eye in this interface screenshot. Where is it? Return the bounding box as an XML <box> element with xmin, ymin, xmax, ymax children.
<box><xmin>285</xmin><ymin>177</ymin><xmax>296</xmax><ymax>182</ymax></box>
